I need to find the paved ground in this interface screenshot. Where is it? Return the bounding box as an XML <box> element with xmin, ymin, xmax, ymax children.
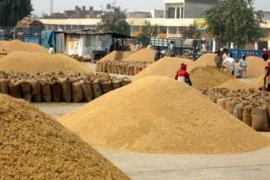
<box><xmin>34</xmin><ymin>103</ymin><xmax>270</xmax><ymax>180</ymax></box>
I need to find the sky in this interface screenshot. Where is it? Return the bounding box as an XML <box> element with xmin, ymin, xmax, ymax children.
<box><xmin>31</xmin><ymin>0</ymin><xmax>269</xmax><ymax>16</ymax></box>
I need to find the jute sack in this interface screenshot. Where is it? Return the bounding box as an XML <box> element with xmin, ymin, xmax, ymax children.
<box><xmin>233</xmin><ymin>104</ymin><xmax>244</xmax><ymax>121</ymax></box>
<box><xmin>9</xmin><ymin>81</ymin><xmax>22</xmax><ymax>99</ymax></box>
<box><xmin>96</xmin><ymin>61</ymin><xmax>101</xmax><ymax>72</ymax></box>
<box><xmin>81</xmin><ymin>81</ymin><xmax>93</xmax><ymax>102</ymax></box>
<box><xmin>216</xmin><ymin>98</ymin><xmax>226</xmax><ymax>109</ymax></box>
<box><xmin>72</xmin><ymin>81</ymin><xmax>84</xmax><ymax>102</ymax></box>
<box><xmin>225</xmin><ymin>100</ymin><xmax>236</xmax><ymax>114</ymax></box>
<box><xmin>59</xmin><ymin>79</ymin><xmax>71</xmax><ymax>102</ymax></box>
<box><xmin>107</xmin><ymin>62</ymin><xmax>112</xmax><ymax>73</ymax></box>
<box><xmin>251</xmin><ymin>105</ymin><xmax>269</xmax><ymax>131</ymax></box>
<box><xmin>101</xmin><ymin>81</ymin><xmax>112</xmax><ymax>94</ymax></box>
<box><xmin>122</xmin><ymin>63</ymin><xmax>127</xmax><ymax>75</ymax></box>
<box><xmin>51</xmin><ymin>82</ymin><xmax>62</xmax><ymax>102</ymax></box>
<box><xmin>243</xmin><ymin>105</ymin><xmax>252</xmax><ymax>126</ymax></box>
<box><xmin>91</xmin><ymin>80</ymin><xmax>103</xmax><ymax>98</ymax></box>
<box><xmin>31</xmin><ymin>80</ymin><xmax>42</xmax><ymax>102</ymax></box>
<box><xmin>121</xmin><ymin>79</ymin><xmax>132</xmax><ymax>87</ymax></box>
<box><xmin>112</xmin><ymin>80</ymin><xmax>121</xmax><ymax>90</ymax></box>
<box><xmin>41</xmin><ymin>82</ymin><xmax>52</xmax><ymax>102</ymax></box>
<box><xmin>0</xmin><ymin>79</ymin><xmax>9</xmax><ymax>94</ymax></box>
<box><xmin>21</xmin><ymin>81</ymin><xmax>32</xmax><ymax>101</ymax></box>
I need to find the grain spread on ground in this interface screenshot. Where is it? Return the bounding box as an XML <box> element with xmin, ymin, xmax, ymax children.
<box><xmin>217</xmin><ymin>79</ymin><xmax>251</xmax><ymax>89</ymax></box>
<box><xmin>0</xmin><ymin>40</ymin><xmax>48</xmax><ymax>57</ymax></box>
<box><xmin>124</xmin><ymin>48</ymin><xmax>156</xmax><ymax>62</ymax></box>
<box><xmin>59</xmin><ymin>76</ymin><xmax>270</xmax><ymax>154</ymax></box>
<box><xmin>0</xmin><ymin>94</ymin><xmax>129</xmax><ymax>179</ymax></box>
<box><xmin>134</xmin><ymin>57</ymin><xmax>196</xmax><ymax>80</ymax></box>
<box><xmin>190</xmin><ymin>66</ymin><xmax>233</xmax><ymax>89</ymax></box>
<box><xmin>195</xmin><ymin>53</ymin><xmax>216</xmax><ymax>67</ymax></box>
<box><xmin>99</xmin><ymin>51</ymin><xmax>133</xmax><ymax>62</ymax></box>
<box><xmin>246</xmin><ymin>56</ymin><xmax>265</xmax><ymax>78</ymax></box>
<box><xmin>0</xmin><ymin>51</ymin><xmax>94</xmax><ymax>73</ymax></box>
<box><xmin>251</xmin><ymin>76</ymin><xmax>265</xmax><ymax>89</ymax></box>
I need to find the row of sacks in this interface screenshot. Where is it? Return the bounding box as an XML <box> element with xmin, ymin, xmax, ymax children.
<box><xmin>201</xmin><ymin>88</ymin><xmax>270</xmax><ymax>131</ymax></box>
<box><xmin>0</xmin><ymin>72</ymin><xmax>132</xmax><ymax>103</ymax></box>
<box><xmin>96</xmin><ymin>61</ymin><xmax>151</xmax><ymax>75</ymax></box>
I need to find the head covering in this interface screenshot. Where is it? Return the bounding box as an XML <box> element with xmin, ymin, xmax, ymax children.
<box><xmin>263</xmin><ymin>48</ymin><xmax>266</xmax><ymax>51</ymax></box>
<box><xmin>180</xmin><ymin>63</ymin><xmax>187</xmax><ymax>70</ymax></box>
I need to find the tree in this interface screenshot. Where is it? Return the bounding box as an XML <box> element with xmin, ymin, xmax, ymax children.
<box><xmin>137</xmin><ymin>21</ymin><xmax>159</xmax><ymax>47</ymax></box>
<box><xmin>97</xmin><ymin>5</ymin><xmax>130</xmax><ymax>36</ymax></box>
<box><xmin>0</xmin><ymin>0</ymin><xmax>33</xmax><ymax>28</ymax></box>
<box><xmin>205</xmin><ymin>0</ymin><xmax>264</xmax><ymax>48</ymax></box>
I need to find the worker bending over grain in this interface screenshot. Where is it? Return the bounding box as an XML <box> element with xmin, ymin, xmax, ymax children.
<box><xmin>175</xmin><ymin>63</ymin><xmax>192</xmax><ymax>86</ymax></box>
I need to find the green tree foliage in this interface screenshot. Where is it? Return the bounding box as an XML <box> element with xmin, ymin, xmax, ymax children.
<box><xmin>137</xmin><ymin>21</ymin><xmax>159</xmax><ymax>47</ymax></box>
<box><xmin>205</xmin><ymin>0</ymin><xmax>264</xmax><ymax>47</ymax></box>
<box><xmin>0</xmin><ymin>0</ymin><xmax>33</xmax><ymax>27</ymax></box>
<box><xmin>97</xmin><ymin>5</ymin><xmax>131</xmax><ymax>36</ymax></box>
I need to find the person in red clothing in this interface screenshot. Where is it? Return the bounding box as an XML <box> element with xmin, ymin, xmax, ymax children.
<box><xmin>175</xmin><ymin>63</ymin><xmax>192</xmax><ymax>86</ymax></box>
<box><xmin>262</xmin><ymin>48</ymin><xmax>269</xmax><ymax>61</ymax></box>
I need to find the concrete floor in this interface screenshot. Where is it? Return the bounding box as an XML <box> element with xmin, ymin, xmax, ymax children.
<box><xmin>34</xmin><ymin>103</ymin><xmax>270</xmax><ymax>180</ymax></box>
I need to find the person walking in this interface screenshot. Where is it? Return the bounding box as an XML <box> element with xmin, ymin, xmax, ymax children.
<box><xmin>215</xmin><ymin>50</ymin><xmax>223</xmax><ymax>69</ymax></box>
<box><xmin>175</xmin><ymin>63</ymin><xmax>192</xmax><ymax>86</ymax></box>
<box><xmin>262</xmin><ymin>48</ymin><xmax>269</xmax><ymax>61</ymax></box>
<box><xmin>222</xmin><ymin>54</ymin><xmax>235</xmax><ymax>75</ymax></box>
<box><xmin>264</xmin><ymin>55</ymin><xmax>270</xmax><ymax>91</ymax></box>
<box><xmin>239</xmin><ymin>55</ymin><xmax>248</xmax><ymax>77</ymax></box>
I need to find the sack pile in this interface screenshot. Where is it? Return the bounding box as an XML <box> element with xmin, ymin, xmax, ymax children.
<box><xmin>0</xmin><ymin>71</ymin><xmax>131</xmax><ymax>103</ymax></box>
<box><xmin>96</xmin><ymin>61</ymin><xmax>151</xmax><ymax>76</ymax></box>
<box><xmin>201</xmin><ymin>88</ymin><xmax>270</xmax><ymax>131</ymax></box>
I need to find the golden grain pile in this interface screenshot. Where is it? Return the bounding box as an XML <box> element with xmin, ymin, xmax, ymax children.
<box><xmin>0</xmin><ymin>51</ymin><xmax>94</xmax><ymax>73</ymax></box>
<box><xmin>124</xmin><ymin>48</ymin><xmax>156</xmax><ymax>62</ymax></box>
<box><xmin>190</xmin><ymin>66</ymin><xmax>233</xmax><ymax>89</ymax></box>
<box><xmin>246</xmin><ymin>56</ymin><xmax>265</xmax><ymax>78</ymax></box>
<box><xmin>195</xmin><ymin>53</ymin><xmax>216</xmax><ymax>67</ymax></box>
<box><xmin>134</xmin><ymin>57</ymin><xmax>195</xmax><ymax>80</ymax></box>
<box><xmin>0</xmin><ymin>94</ymin><xmax>128</xmax><ymax>179</ymax></box>
<box><xmin>99</xmin><ymin>51</ymin><xmax>133</xmax><ymax>62</ymax></box>
<box><xmin>217</xmin><ymin>79</ymin><xmax>251</xmax><ymax>89</ymax></box>
<box><xmin>251</xmin><ymin>76</ymin><xmax>265</xmax><ymax>89</ymax></box>
<box><xmin>0</xmin><ymin>40</ymin><xmax>48</xmax><ymax>56</ymax></box>
<box><xmin>59</xmin><ymin>76</ymin><xmax>270</xmax><ymax>154</ymax></box>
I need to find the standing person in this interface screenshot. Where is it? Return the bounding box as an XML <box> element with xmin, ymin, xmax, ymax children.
<box><xmin>175</xmin><ymin>63</ymin><xmax>192</xmax><ymax>86</ymax></box>
<box><xmin>239</xmin><ymin>55</ymin><xmax>248</xmax><ymax>77</ymax></box>
<box><xmin>262</xmin><ymin>48</ymin><xmax>269</xmax><ymax>61</ymax></box>
<box><xmin>264</xmin><ymin>56</ymin><xmax>270</xmax><ymax>91</ymax></box>
<box><xmin>169</xmin><ymin>41</ymin><xmax>175</xmax><ymax>57</ymax></box>
<box><xmin>215</xmin><ymin>50</ymin><xmax>223</xmax><ymax>69</ymax></box>
<box><xmin>222</xmin><ymin>54</ymin><xmax>235</xmax><ymax>75</ymax></box>
<box><xmin>48</xmin><ymin>45</ymin><xmax>55</xmax><ymax>54</ymax></box>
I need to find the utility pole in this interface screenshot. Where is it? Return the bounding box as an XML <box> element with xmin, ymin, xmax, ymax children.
<box><xmin>50</xmin><ymin>0</ymin><xmax>54</xmax><ymax>15</ymax></box>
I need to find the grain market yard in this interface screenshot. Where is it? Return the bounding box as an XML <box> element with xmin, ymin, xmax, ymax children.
<box><xmin>34</xmin><ymin>102</ymin><xmax>270</xmax><ymax>180</ymax></box>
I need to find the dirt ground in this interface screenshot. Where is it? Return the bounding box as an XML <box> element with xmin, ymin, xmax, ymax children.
<box><xmin>34</xmin><ymin>102</ymin><xmax>270</xmax><ymax>180</ymax></box>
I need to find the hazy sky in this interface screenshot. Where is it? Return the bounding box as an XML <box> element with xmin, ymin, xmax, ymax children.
<box><xmin>32</xmin><ymin>0</ymin><xmax>269</xmax><ymax>16</ymax></box>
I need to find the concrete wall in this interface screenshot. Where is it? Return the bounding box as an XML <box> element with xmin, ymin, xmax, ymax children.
<box><xmin>184</xmin><ymin>0</ymin><xmax>218</xmax><ymax>18</ymax></box>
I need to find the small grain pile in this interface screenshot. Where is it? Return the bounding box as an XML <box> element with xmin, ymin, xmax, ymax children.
<box><xmin>190</xmin><ymin>66</ymin><xmax>233</xmax><ymax>89</ymax></box>
<box><xmin>251</xmin><ymin>76</ymin><xmax>264</xmax><ymax>89</ymax></box>
<box><xmin>0</xmin><ymin>40</ymin><xmax>48</xmax><ymax>56</ymax></box>
<box><xmin>218</xmin><ymin>79</ymin><xmax>251</xmax><ymax>89</ymax></box>
<box><xmin>0</xmin><ymin>51</ymin><xmax>94</xmax><ymax>73</ymax></box>
<box><xmin>99</xmin><ymin>51</ymin><xmax>133</xmax><ymax>62</ymax></box>
<box><xmin>134</xmin><ymin>57</ymin><xmax>196</xmax><ymax>80</ymax></box>
<box><xmin>246</xmin><ymin>56</ymin><xmax>265</xmax><ymax>78</ymax></box>
<box><xmin>195</xmin><ymin>53</ymin><xmax>216</xmax><ymax>67</ymax></box>
<box><xmin>124</xmin><ymin>48</ymin><xmax>157</xmax><ymax>62</ymax></box>
<box><xmin>0</xmin><ymin>94</ymin><xmax>128</xmax><ymax>179</ymax></box>
<box><xmin>59</xmin><ymin>76</ymin><xmax>270</xmax><ymax>154</ymax></box>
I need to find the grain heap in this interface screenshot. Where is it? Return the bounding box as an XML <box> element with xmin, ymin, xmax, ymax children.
<box><xmin>189</xmin><ymin>66</ymin><xmax>233</xmax><ymax>89</ymax></box>
<box><xmin>124</xmin><ymin>48</ymin><xmax>157</xmax><ymax>62</ymax></box>
<box><xmin>99</xmin><ymin>51</ymin><xmax>133</xmax><ymax>62</ymax></box>
<box><xmin>134</xmin><ymin>57</ymin><xmax>195</xmax><ymax>80</ymax></box>
<box><xmin>251</xmin><ymin>76</ymin><xmax>264</xmax><ymax>89</ymax></box>
<box><xmin>0</xmin><ymin>51</ymin><xmax>93</xmax><ymax>73</ymax></box>
<box><xmin>195</xmin><ymin>53</ymin><xmax>216</xmax><ymax>67</ymax></box>
<box><xmin>246</xmin><ymin>56</ymin><xmax>265</xmax><ymax>78</ymax></box>
<box><xmin>0</xmin><ymin>94</ymin><xmax>128</xmax><ymax>179</ymax></box>
<box><xmin>217</xmin><ymin>79</ymin><xmax>250</xmax><ymax>89</ymax></box>
<box><xmin>59</xmin><ymin>76</ymin><xmax>270</xmax><ymax>154</ymax></box>
<box><xmin>0</xmin><ymin>40</ymin><xmax>47</xmax><ymax>56</ymax></box>
<box><xmin>201</xmin><ymin>88</ymin><xmax>270</xmax><ymax>131</ymax></box>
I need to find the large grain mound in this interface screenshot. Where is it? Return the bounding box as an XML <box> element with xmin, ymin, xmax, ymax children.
<box><xmin>190</xmin><ymin>66</ymin><xmax>233</xmax><ymax>89</ymax></box>
<box><xmin>124</xmin><ymin>48</ymin><xmax>156</xmax><ymax>62</ymax></box>
<box><xmin>100</xmin><ymin>51</ymin><xmax>133</xmax><ymax>62</ymax></box>
<box><xmin>59</xmin><ymin>76</ymin><xmax>270</xmax><ymax>154</ymax></box>
<box><xmin>0</xmin><ymin>40</ymin><xmax>48</xmax><ymax>55</ymax></box>
<box><xmin>195</xmin><ymin>53</ymin><xmax>216</xmax><ymax>67</ymax></box>
<box><xmin>0</xmin><ymin>51</ymin><xmax>94</xmax><ymax>73</ymax></box>
<box><xmin>0</xmin><ymin>94</ymin><xmax>128</xmax><ymax>179</ymax></box>
<box><xmin>246</xmin><ymin>56</ymin><xmax>265</xmax><ymax>78</ymax></box>
<box><xmin>217</xmin><ymin>79</ymin><xmax>251</xmax><ymax>89</ymax></box>
<box><xmin>134</xmin><ymin>57</ymin><xmax>196</xmax><ymax>80</ymax></box>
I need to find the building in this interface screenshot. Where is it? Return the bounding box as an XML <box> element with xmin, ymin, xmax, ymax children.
<box><xmin>164</xmin><ymin>0</ymin><xmax>218</xmax><ymax>18</ymax></box>
<box><xmin>127</xmin><ymin>12</ymin><xmax>151</xmax><ymax>18</ymax></box>
<box><xmin>150</xmin><ymin>10</ymin><xmax>165</xmax><ymax>18</ymax></box>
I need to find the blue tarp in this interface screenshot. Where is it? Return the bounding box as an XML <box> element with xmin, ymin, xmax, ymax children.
<box><xmin>41</xmin><ymin>31</ymin><xmax>56</xmax><ymax>50</ymax></box>
<box><xmin>229</xmin><ymin>49</ymin><xmax>262</xmax><ymax>60</ymax></box>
